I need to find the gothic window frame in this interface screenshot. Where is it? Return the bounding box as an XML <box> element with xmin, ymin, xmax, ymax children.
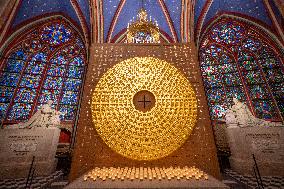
<box><xmin>0</xmin><ymin>17</ymin><xmax>87</xmax><ymax>128</ymax></box>
<box><xmin>199</xmin><ymin>18</ymin><xmax>284</xmax><ymax>122</ymax></box>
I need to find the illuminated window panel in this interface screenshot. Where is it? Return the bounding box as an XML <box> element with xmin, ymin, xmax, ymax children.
<box><xmin>67</xmin><ymin>66</ymin><xmax>84</xmax><ymax>78</ymax></box>
<box><xmin>43</xmin><ymin>76</ymin><xmax>64</xmax><ymax>90</ymax></box>
<box><xmin>14</xmin><ymin>88</ymin><xmax>37</xmax><ymax>103</ymax></box>
<box><xmin>206</xmin><ymin>87</ymin><xmax>226</xmax><ymax>105</ymax></box>
<box><xmin>223</xmin><ymin>73</ymin><xmax>241</xmax><ymax>86</ymax></box>
<box><xmin>242</xmin><ymin>70</ymin><xmax>264</xmax><ymax>85</ymax></box>
<box><xmin>0</xmin><ymin>20</ymin><xmax>86</xmax><ymax>124</ymax></box>
<box><xmin>225</xmin><ymin>86</ymin><xmax>247</xmax><ymax>102</ymax></box>
<box><xmin>41</xmin><ymin>23</ymin><xmax>71</xmax><ymax>45</ymax></box>
<box><xmin>59</xmin><ymin>105</ymin><xmax>77</xmax><ymax>120</ymax></box>
<box><xmin>38</xmin><ymin>89</ymin><xmax>61</xmax><ymax>104</ymax></box>
<box><xmin>61</xmin><ymin>91</ymin><xmax>79</xmax><ymax>105</ymax></box>
<box><xmin>200</xmin><ymin>19</ymin><xmax>283</xmax><ymax>121</ymax></box>
<box><xmin>51</xmin><ymin>55</ymin><xmax>68</xmax><ymax>64</ymax></box>
<box><xmin>242</xmin><ymin>38</ymin><xmax>260</xmax><ymax>51</ymax></box>
<box><xmin>238</xmin><ymin>60</ymin><xmax>258</xmax><ymax>71</ymax></box>
<box><xmin>0</xmin><ymin>103</ymin><xmax>9</xmax><ymax>119</ymax></box>
<box><xmin>25</xmin><ymin>53</ymin><xmax>47</xmax><ymax>74</ymax></box>
<box><xmin>47</xmin><ymin>64</ymin><xmax>66</xmax><ymax>76</ymax></box>
<box><xmin>70</xmin><ymin>56</ymin><xmax>84</xmax><ymax>66</ymax></box>
<box><xmin>63</xmin><ymin>78</ymin><xmax>82</xmax><ymax>91</ymax></box>
<box><xmin>252</xmin><ymin>100</ymin><xmax>279</xmax><ymax>119</ymax></box>
<box><xmin>20</xmin><ymin>74</ymin><xmax>41</xmax><ymax>88</ymax></box>
<box><xmin>0</xmin><ymin>73</ymin><xmax>20</xmax><ymax>87</ymax></box>
<box><xmin>4</xmin><ymin>58</ymin><xmax>26</xmax><ymax>73</ymax></box>
<box><xmin>247</xmin><ymin>85</ymin><xmax>270</xmax><ymax>100</ymax></box>
<box><xmin>7</xmin><ymin>103</ymin><xmax>32</xmax><ymax>121</ymax></box>
<box><xmin>217</xmin><ymin>63</ymin><xmax>237</xmax><ymax>73</ymax></box>
<box><xmin>263</xmin><ymin>69</ymin><xmax>284</xmax><ymax>83</ymax></box>
<box><xmin>0</xmin><ymin>87</ymin><xmax>14</xmax><ymax>101</ymax></box>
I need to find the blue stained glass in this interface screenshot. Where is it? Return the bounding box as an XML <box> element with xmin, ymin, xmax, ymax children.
<box><xmin>14</xmin><ymin>88</ymin><xmax>37</xmax><ymax>103</ymax></box>
<box><xmin>61</xmin><ymin>91</ymin><xmax>79</xmax><ymax>105</ymax></box>
<box><xmin>211</xmin><ymin>22</ymin><xmax>245</xmax><ymax>44</ymax></box>
<box><xmin>200</xmin><ymin>54</ymin><xmax>217</xmax><ymax>66</ymax></box>
<box><xmin>270</xmin><ymin>83</ymin><xmax>284</xmax><ymax>99</ymax></box>
<box><xmin>218</xmin><ymin>63</ymin><xmax>237</xmax><ymax>73</ymax></box>
<box><xmin>242</xmin><ymin>38</ymin><xmax>260</xmax><ymax>51</ymax></box>
<box><xmin>201</xmin><ymin>65</ymin><xmax>218</xmax><ymax>76</ymax></box>
<box><xmin>259</xmin><ymin>58</ymin><xmax>280</xmax><ymax>69</ymax></box>
<box><xmin>248</xmin><ymin>85</ymin><xmax>270</xmax><ymax>99</ymax></box>
<box><xmin>226</xmin><ymin>86</ymin><xmax>246</xmax><ymax>102</ymax></box>
<box><xmin>206</xmin><ymin>87</ymin><xmax>226</xmax><ymax>104</ymax></box>
<box><xmin>239</xmin><ymin>60</ymin><xmax>258</xmax><ymax>70</ymax></box>
<box><xmin>264</xmin><ymin>69</ymin><xmax>284</xmax><ymax>83</ymax></box>
<box><xmin>0</xmin><ymin>103</ymin><xmax>9</xmax><ymax>119</ymax></box>
<box><xmin>51</xmin><ymin>55</ymin><xmax>67</xmax><ymax>64</ymax></box>
<box><xmin>59</xmin><ymin>105</ymin><xmax>77</xmax><ymax>120</ymax></box>
<box><xmin>70</xmin><ymin>57</ymin><xmax>84</xmax><ymax>66</ymax></box>
<box><xmin>41</xmin><ymin>23</ymin><xmax>71</xmax><ymax>45</ymax></box>
<box><xmin>217</xmin><ymin>54</ymin><xmax>233</xmax><ymax>64</ymax></box>
<box><xmin>272</xmin><ymin>90</ymin><xmax>283</xmax><ymax>100</ymax></box>
<box><xmin>252</xmin><ymin>100</ymin><xmax>277</xmax><ymax>119</ymax></box>
<box><xmin>20</xmin><ymin>74</ymin><xmax>41</xmax><ymax>88</ymax></box>
<box><xmin>47</xmin><ymin>64</ymin><xmax>66</xmax><ymax>76</ymax></box>
<box><xmin>0</xmin><ymin>87</ymin><xmax>14</xmax><ymax>103</ymax></box>
<box><xmin>38</xmin><ymin>89</ymin><xmax>60</xmax><ymax>104</ymax></box>
<box><xmin>13</xmin><ymin>49</ymin><xmax>27</xmax><ymax>60</ymax></box>
<box><xmin>7</xmin><ymin>103</ymin><xmax>32</xmax><ymax>120</ymax></box>
<box><xmin>209</xmin><ymin>103</ymin><xmax>227</xmax><ymax>119</ymax></box>
<box><xmin>0</xmin><ymin>73</ymin><xmax>20</xmax><ymax>87</ymax></box>
<box><xmin>67</xmin><ymin>66</ymin><xmax>84</xmax><ymax>78</ymax></box>
<box><xmin>43</xmin><ymin>76</ymin><xmax>63</xmax><ymax>90</ymax></box>
<box><xmin>223</xmin><ymin>73</ymin><xmax>241</xmax><ymax>86</ymax></box>
<box><xmin>205</xmin><ymin>45</ymin><xmax>221</xmax><ymax>57</ymax></box>
<box><xmin>203</xmin><ymin>74</ymin><xmax>223</xmax><ymax>88</ymax></box>
<box><xmin>76</xmin><ymin>38</ymin><xmax>84</xmax><ymax>49</ymax></box>
<box><xmin>25</xmin><ymin>52</ymin><xmax>47</xmax><ymax>74</ymax></box>
<box><xmin>4</xmin><ymin>59</ymin><xmax>25</xmax><ymax>73</ymax></box>
<box><xmin>242</xmin><ymin>70</ymin><xmax>264</xmax><ymax>84</ymax></box>
<box><xmin>64</xmin><ymin>79</ymin><xmax>82</xmax><ymax>91</ymax></box>
<box><xmin>29</xmin><ymin>39</ymin><xmax>42</xmax><ymax>51</ymax></box>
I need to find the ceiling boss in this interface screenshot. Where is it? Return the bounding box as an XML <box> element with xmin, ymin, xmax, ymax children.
<box><xmin>91</xmin><ymin>57</ymin><xmax>197</xmax><ymax>160</ymax></box>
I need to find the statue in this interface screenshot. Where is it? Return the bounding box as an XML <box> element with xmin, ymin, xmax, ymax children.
<box><xmin>7</xmin><ymin>100</ymin><xmax>71</xmax><ymax>131</ymax></box>
<box><xmin>225</xmin><ymin>98</ymin><xmax>281</xmax><ymax>127</ymax></box>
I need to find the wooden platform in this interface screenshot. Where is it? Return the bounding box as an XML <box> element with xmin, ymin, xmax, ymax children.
<box><xmin>65</xmin><ymin>175</ymin><xmax>228</xmax><ymax>189</ymax></box>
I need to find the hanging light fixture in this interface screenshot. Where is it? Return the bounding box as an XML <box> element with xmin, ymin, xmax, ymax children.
<box><xmin>126</xmin><ymin>1</ymin><xmax>160</xmax><ymax>43</ymax></box>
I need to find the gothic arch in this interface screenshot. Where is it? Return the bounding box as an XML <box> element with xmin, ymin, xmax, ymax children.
<box><xmin>198</xmin><ymin>16</ymin><xmax>284</xmax><ymax>123</ymax></box>
<box><xmin>0</xmin><ymin>16</ymin><xmax>87</xmax><ymax>142</ymax></box>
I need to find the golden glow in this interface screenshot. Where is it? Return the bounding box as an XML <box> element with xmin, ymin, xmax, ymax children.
<box><xmin>83</xmin><ymin>166</ymin><xmax>209</xmax><ymax>181</ymax></box>
<box><xmin>91</xmin><ymin>57</ymin><xmax>197</xmax><ymax>160</ymax></box>
<box><xmin>126</xmin><ymin>9</ymin><xmax>160</xmax><ymax>43</ymax></box>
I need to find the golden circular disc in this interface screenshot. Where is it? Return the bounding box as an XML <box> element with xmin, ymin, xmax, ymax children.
<box><xmin>91</xmin><ymin>57</ymin><xmax>197</xmax><ymax>160</ymax></box>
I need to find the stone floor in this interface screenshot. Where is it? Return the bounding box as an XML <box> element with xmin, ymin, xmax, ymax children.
<box><xmin>0</xmin><ymin>170</ymin><xmax>64</xmax><ymax>189</ymax></box>
<box><xmin>224</xmin><ymin>169</ymin><xmax>284</xmax><ymax>189</ymax></box>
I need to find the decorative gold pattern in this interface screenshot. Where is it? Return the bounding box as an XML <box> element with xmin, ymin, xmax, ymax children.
<box><xmin>127</xmin><ymin>9</ymin><xmax>160</xmax><ymax>43</ymax></box>
<box><xmin>91</xmin><ymin>57</ymin><xmax>197</xmax><ymax>160</ymax></box>
<box><xmin>84</xmin><ymin>166</ymin><xmax>209</xmax><ymax>181</ymax></box>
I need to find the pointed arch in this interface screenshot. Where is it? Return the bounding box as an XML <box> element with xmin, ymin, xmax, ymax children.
<box><xmin>0</xmin><ymin>16</ymin><xmax>88</xmax><ymax>143</ymax></box>
<box><xmin>198</xmin><ymin>16</ymin><xmax>284</xmax><ymax>123</ymax></box>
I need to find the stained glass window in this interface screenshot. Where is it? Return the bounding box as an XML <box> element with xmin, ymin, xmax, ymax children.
<box><xmin>200</xmin><ymin>19</ymin><xmax>284</xmax><ymax>121</ymax></box>
<box><xmin>0</xmin><ymin>19</ymin><xmax>86</xmax><ymax>125</ymax></box>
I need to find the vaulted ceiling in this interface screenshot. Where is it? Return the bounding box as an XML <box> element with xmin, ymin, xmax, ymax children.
<box><xmin>2</xmin><ymin>0</ymin><xmax>284</xmax><ymax>44</ymax></box>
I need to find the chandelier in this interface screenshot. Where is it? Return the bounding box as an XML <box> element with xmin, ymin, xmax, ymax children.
<box><xmin>126</xmin><ymin>8</ymin><xmax>160</xmax><ymax>43</ymax></box>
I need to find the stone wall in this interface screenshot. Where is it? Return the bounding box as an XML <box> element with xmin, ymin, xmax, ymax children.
<box><xmin>69</xmin><ymin>43</ymin><xmax>221</xmax><ymax>180</ymax></box>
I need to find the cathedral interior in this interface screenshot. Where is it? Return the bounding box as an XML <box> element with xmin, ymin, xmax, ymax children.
<box><xmin>0</xmin><ymin>0</ymin><xmax>283</xmax><ymax>188</ymax></box>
